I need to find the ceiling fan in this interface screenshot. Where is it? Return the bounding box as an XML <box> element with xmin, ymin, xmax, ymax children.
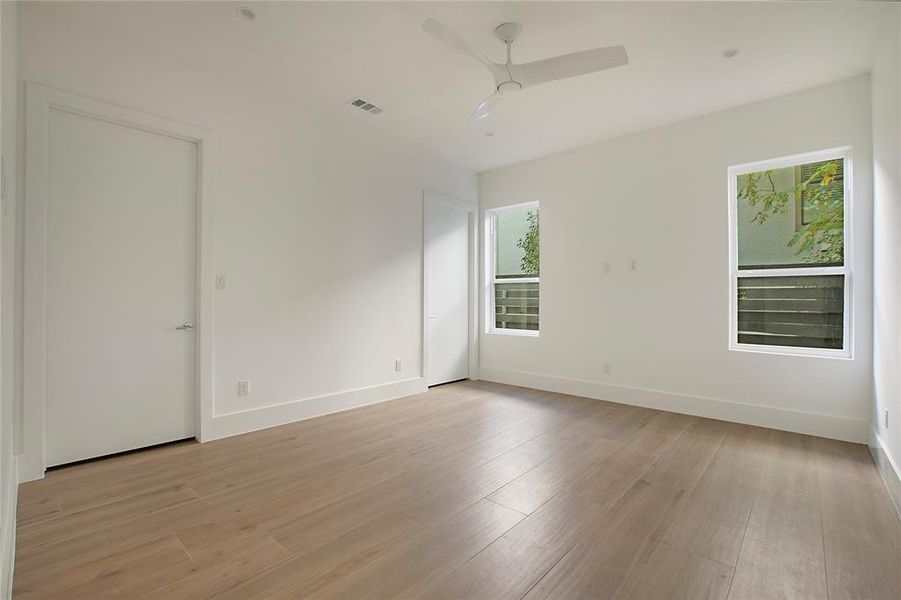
<box><xmin>423</xmin><ymin>19</ymin><xmax>629</xmax><ymax>121</ymax></box>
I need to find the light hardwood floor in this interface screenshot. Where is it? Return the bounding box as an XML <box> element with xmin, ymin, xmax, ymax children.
<box><xmin>13</xmin><ymin>381</ymin><xmax>901</xmax><ymax>599</ymax></box>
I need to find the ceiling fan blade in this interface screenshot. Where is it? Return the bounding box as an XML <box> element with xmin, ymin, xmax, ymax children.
<box><xmin>514</xmin><ymin>45</ymin><xmax>628</xmax><ymax>88</ymax></box>
<box><xmin>423</xmin><ymin>18</ymin><xmax>504</xmax><ymax>81</ymax></box>
<box><xmin>470</xmin><ymin>92</ymin><xmax>502</xmax><ymax>121</ymax></box>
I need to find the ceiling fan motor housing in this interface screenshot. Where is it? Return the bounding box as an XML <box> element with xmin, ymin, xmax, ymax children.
<box><xmin>495</xmin><ymin>22</ymin><xmax>522</xmax><ymax>44</ymax></box>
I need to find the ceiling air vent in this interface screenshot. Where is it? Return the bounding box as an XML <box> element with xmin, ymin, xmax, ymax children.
<box><xmin>349</xmin><ymin>97</ymin><xmax>383</xmax><ymax>115</ymax></box>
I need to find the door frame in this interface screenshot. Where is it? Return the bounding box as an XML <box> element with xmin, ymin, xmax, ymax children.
<box><xmin>21</xmin><ymin>83</ymin><xmax>216</xmax><ymax>481</ymax></box>
<box><xmin>422</xmin><ymin>190</ymin><xmax>479</xmax><ymax>386</ymax></box>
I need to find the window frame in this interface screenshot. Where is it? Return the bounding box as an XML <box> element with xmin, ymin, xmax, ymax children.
<box><xmin>485</xmin><ymin>201</ymin><xmax>540</xmax><ymax>337</ymax></box>
<box><xmin>727</xmin><ymin>146</ymin><xmax>852</xmax><ymax>359</ymax></box>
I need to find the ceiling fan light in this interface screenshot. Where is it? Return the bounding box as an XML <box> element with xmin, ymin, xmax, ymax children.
<box><xmin>497</xmin><ymin>81</ymin><xmax>523</xmax><ymax>94</ymax></box>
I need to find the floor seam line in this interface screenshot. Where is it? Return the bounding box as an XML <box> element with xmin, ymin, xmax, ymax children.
<box><xmin>724</xmin><ymin>494</ymin><xmax>755</xmax><ymax>598</ymax></box>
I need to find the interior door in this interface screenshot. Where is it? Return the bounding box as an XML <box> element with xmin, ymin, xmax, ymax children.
<box><xmin>427</xmin><ymin>198</ymin><xmax>470</xmax><ymax>386</ymax></box>
<box><xmin>44</xmin><ymin>108</ymin><xmax>196</xmax><ymax>466</ymax></box>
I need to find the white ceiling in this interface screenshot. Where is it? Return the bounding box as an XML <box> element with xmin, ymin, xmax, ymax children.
<box><xmin>39</xmin><ymin>1</ymin><xmax>895</xmax><ymax>172</ymax></box>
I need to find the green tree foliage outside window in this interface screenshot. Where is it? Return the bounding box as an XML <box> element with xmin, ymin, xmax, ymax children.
<box><xmin>738</xmin><ymin>160</ymin><xmax>843</xmax><ymax>264</ymax></box>
<box><xmin>516</xmin><ymin>210</ymin><xmax>539</xmax><ymax>275</ymax></box>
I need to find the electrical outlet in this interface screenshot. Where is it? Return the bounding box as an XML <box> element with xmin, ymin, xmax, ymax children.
<box><xmin>628</xmin><ymin>259</ymin><xmax>638</xmax><ymax>271</ymax></box>
<box><xmin>238</xmin><ymin>380</ymin><xmax>250</xmax><ymax>396</ymax></box>
<box><xmin>216</xmin><ymin>274</ymin><xmax>227</xmax><ymax>290</ymax></box>
<box><xmin>602</xmin><ymin>262</ymin><xmax>611</xmax><ymax>274</ymax></box>
<box><xmin>885</xmin><ymin>409</ymin><xmax>890</xmax><ymax>430</ymax></box>
<box><xmin>602</xmin><ymin>362</ymin><xmax>611</xmax><ymax>374</ymax></box>
<box><xmin>395</xmin><ymin>359</ymin><xmax>402</xmax><ymax>372</ymax></box>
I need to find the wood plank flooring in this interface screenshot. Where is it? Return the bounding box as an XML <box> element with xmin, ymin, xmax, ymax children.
<box><xmin>13</xmin><ymin>381</ymin><xmax>901</xmax><ymax>598</ymax></box>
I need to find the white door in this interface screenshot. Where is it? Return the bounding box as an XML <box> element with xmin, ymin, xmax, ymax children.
<box><xmin>44</xmin><ymin>108</ymin><xmax>196</xmax><ymax>466</ymax></box>
<box><xmin>426</xmin><ymin>198</ymin><xmax>470</xmax><ymax>386</ymax></box>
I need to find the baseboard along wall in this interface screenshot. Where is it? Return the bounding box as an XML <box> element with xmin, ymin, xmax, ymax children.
<box><xmin>207</xmin><ymin>377</ymin><xmax>428</xmax><ymax>441</ymax></box>
<box><xmin>480</xmin><ymin>367</ymin><xmax>870</xmax><ymax>444</ymax></box>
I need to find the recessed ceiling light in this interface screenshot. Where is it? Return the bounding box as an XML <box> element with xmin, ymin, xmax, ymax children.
<box><xmin>236</xmin><ymin>7</ymin><xmax>256</xmax><ymax>21</ymax></box>
<box><xmin>723</xmin><ymin>48</ymin><xmax>739</xmax><ymax>59</ymax></box>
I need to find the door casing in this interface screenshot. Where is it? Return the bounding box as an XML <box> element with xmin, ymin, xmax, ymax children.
<box><xmin>422</xmin><ymin>190</ymin><xmax>479</xmax><ymax>386</ymax></box>
<box><xmin>22</xmin><ymin>83</ymin><xmax>216</xmax><ymax>482</ymax></box>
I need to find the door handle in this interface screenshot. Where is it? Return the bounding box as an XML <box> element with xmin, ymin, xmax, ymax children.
<box><xmin>176</xmin><ymin>322</ymin><xmax>194</xmax><ymax>331</ymax></box>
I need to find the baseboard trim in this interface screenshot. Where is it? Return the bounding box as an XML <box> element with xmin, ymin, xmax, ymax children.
<box><xmin>206</xmin><ymin>377</ymin><xmax>428</xmax><ymax>441</ymax></box>
<box><xmin>479</xmin><ymin>367</ymin><xmax>869</xmax><ymax>443</ymax></box>
<box><xmin>1</xmin><ymin>455</ymin><xmax>18</xmax><ymax>599</ymax></box>
<box><xmin>869</xmin><ymin>428</ymin><xmax>901</xmax><ymax>520</ymax></box>
<box><xmin>16</xmin><ymin>451</ymin><xmax>43</xmax><ymax>484</ymax></box>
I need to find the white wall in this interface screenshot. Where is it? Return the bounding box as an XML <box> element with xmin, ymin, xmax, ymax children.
<box><xmin>480</xmin><ymin>76</ymin><xmax>874</xmax><ymax>443</ymax></box>
<box><xmin>0</xmin><ymin>0</ymin><xmax>16</xmax><ymax>592</ymax></box>
<box><xmin>16</xmin><ymin>3</ymin><xmax>477</xmax><ymax>471</ymax></box>
<box><xmin>871</xmin><ymin>9</ymin><xmax>901</xmax><ymax>509</ymax></box>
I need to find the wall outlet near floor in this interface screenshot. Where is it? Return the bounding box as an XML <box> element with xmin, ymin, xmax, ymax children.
<box><xmin>238</xmin><ymin>380</ymin><xmax>250</xmax><ymax>396</ymax></box>
<box><xmin>885</xmin><ymin>409</ymin><xmax>890</xmax><ymax>430</ymax></box>
<box><xmin>602</xmin><ymin>362</ymin><xmax>611</xmax><ymax>374</ymax></box>
<box><xmin>628</xmin><ymin>259</ymin><xmax>638</xmax><ymax>271</ymax></box>
<box><xmin>216</xmin><ymin>274</ymin><xmax>227</xmax><ymax>290</ymax></box>
<box><xmin>602</xmin><ymin>262</ymin><xmax>611</xmax><ymax>274</ymax></box>
<box><xmin>395</xmin><ymin>359</ymin><xmax>402</xmax><ymax>372</ymax></box>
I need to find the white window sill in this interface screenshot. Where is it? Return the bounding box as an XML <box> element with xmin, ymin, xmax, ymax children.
<box><xmin>487</xmin><ymin>328</ymin><xmax>539</xmax><ymax>338</ymax></box>
<box><xmin>729</xmin><ymin>342</ymin><xmax>851</xmax><ymax>360</ymax></box>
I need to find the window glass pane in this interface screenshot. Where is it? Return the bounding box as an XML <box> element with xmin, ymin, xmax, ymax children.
<box><xmin>496</xmin><ymin>206</ymin><xmax>539</xmax><ymax>278</ymax></box>
<box><xmin>737</xmin><ymin>275</ymin><xmax>843</xmax><ymax>349</ymax></box>
<box><xmin>495</xmin><ymin>282</ymin><xmax>539</xmax><ymax>330</ymax></box>
<box><xmin>737</xmin><ymin>158</ymin><xmax>844</xmax><ymax>269</ymax></box>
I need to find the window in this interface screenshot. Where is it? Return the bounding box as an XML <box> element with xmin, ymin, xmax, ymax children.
<box><xmin>729</xmin><ymin>148</ymin><xmax>851</xmax><ymax>357</ymax></box>
<box><xmin>486</xmin><ymin>203</ymin><xmax>539</xmax><ymax>335</ymax></box>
